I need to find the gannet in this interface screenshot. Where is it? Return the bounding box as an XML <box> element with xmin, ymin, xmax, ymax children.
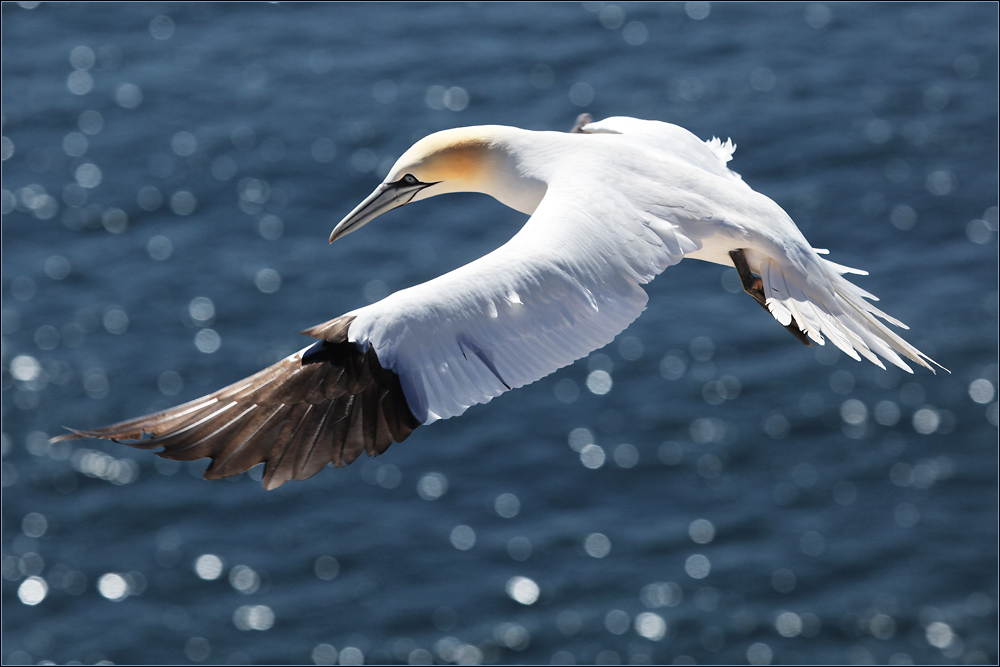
<box><xmin>55</xmin><ymin>115</ymin><xmax>941</xmax><ymax>489</ymax></box>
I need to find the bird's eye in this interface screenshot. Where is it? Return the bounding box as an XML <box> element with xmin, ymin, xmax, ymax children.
<box><xmin>402</xmin><ymin>174</ymin><xmax>419</xmax><ymax>185</ymax></box>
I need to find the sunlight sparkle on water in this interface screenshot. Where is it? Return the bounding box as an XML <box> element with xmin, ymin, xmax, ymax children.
<box><xmin>506</xmin><ymin>576</ymin><xmax>539</xmax><ymax>605</ymax></box>
<box><xmin>635</xmin><ymin>612</ymin><xmax>666</xmax><ymax>640</ymax></box>
<box><xmin>449</xmin><ymin>525</ymin><xmax>475</xmax><ymax>550</ymax></box>
<box><xmin>747</xmin><ymin>642</ymin><xmax>773</xmax><ymax>665</ymax></box>
<box><xmin>775</xmin><ymin>611</ymin><xmax>802</xmax><ymax>637</ymax></box>
<box><xmin>579</xmin><ymin>444</ymin><xmax>605</xmax><ymax>469</ymax></box>
<box><xmin>417</xmin><ymin>472</ymin><xmax>448</xmax><ymax>500</ymax></box>
<box><xmin>567</xmin><ymin>427</ymin><xmax>593</xmax><ymax>452</ymax></box>
<box><xmin>685</xmin><ymin>554</ymin><xmax>711</xmax><ymax>579</ymax></box>
<box><xmin>641</xmin><ymin>581</ymin><xmax>683</xmax><ymax>608</ymax></box>
<box><xmin>18</xmin><ymin>576</ymin><xmax>47</xmax><ymax>605</ymax></box>
<box><xmin>494</xmin><ymin>493</ymin><xmax>520</xmax><ymax>518</ymax></box>
<box><xmin>493</xmin><ymin>621</ymin><xmax>530</xmax><ymax>650</ymax></box>
<box><xmin>584</xmin><ymin>533</ymin><xmax>611</xmax><ymax>558</ymax></box>
<box><xmin>194</xmin><ymin>554</ymin><xmax>223</xmax><ymax>580</ymax></box>
<box><xmin>233</xmin><ymin>604</ymin><xmax>274</xmax><ymax>631</ymax></box>
<box><xmin>586</xmin><ymin>370</ymin><xmax>612</xmax><ymax>395</ymax></box>
<box><xmin>314</xmin><ymin>556</ymin><xmax>339</xmax><ymax>580</ymax></box>
<box><xmin>229</xmin><ymin>565</ymin><xmax>260</xmax><ymax>594</ymax></box>
<box><xmin>968</xmin><ymin>379</ymin><xmax>994</xmax><ymax>404</ymax></box>
<box><xmin>98</xmin><ymin>573</ymin><xmax>128</xmax><ymax>601</ymax></box>
<box><xmin>688</xmin><ymin>519</ymin><xmax>715</xmax><ymax>544</ymax></box>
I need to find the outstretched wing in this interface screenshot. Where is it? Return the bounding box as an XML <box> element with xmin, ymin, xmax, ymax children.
<box><xmin>578</xmin><ymin>116</ymin><xmax>942</xmax><ymax>374</ymax></box>
<box><xmin>52</xmin><ymin>316</ymin><xmax>420</xmax><ymax>490</ymax></box>
<box><xmin>342</xmin><ymin>178</ymin><xmax>697</xmax><ymax>424</ymax></box>
<box><xmin>53</xmin><ymin>172</ymin><xmax>698</xmax><ymax>486</ymax></box>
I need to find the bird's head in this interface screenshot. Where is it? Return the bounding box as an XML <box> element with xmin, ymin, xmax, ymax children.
<box><xmin>329</xmin><ymin>127</ymin><xmax>545</xmax><ymax>243</ymax></box>
<box><xmin>330</xmin><ymin>129</ymin><xmax>495</xmax><ymax>243</ymax></box>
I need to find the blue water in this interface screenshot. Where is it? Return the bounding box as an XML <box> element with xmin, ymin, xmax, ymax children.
<box><xmin>2</xmin><ymin>3</ymin><xmax>997</xmax><ymax>665</ymax></box>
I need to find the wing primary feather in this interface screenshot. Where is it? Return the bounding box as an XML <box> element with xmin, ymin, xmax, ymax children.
<box><xmin>361</xmin><ymin>385</ymin><xmax>380</xmax><ymax>457</ymax></box>
<box><xmin>204</xmin><ymin>403</ymin><xmax>288</xmax><ymax>480</ymax></box>
<box><xmin>260</xmin><ymin>404</ymin><xmax>310</xmax><ymax>490</ymax></box>
<box><xmin>329</xmin><ymin>397</ymin><xmax>354</xmax><ymax>468</ymax></box>
<box><xmin>293</xmin><ymin>400</ymin><xmax>345</xmax><ymax>481</ymax></box>
<box><xmin>372</xmin><ymin>390</ymin><xmax>395</xmax><ymax>455</ymax></box>
<box><xmin>54</xmin><ymin>316</ymin><xmax>420</xmax><ymax>489</ymax></box>
<box><xmin>286</xmin><ymin>402</ymin><xmax>334</xmax><ymax>480</ymax></box>
<box><xmin>155</xmin><ymin>404</ymin><xmax>257</xmax><ymax>461</ymax></box>
<box><xmin>341</xmin><ymin>391</ymin><xmax>369</xmax><ymax>465</ymax></box>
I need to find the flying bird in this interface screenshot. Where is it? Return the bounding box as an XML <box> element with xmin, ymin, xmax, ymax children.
<box><xmin>54</xmin><ymin>115</ymin><xmax>941</xmax><ymax>489</ymax></box>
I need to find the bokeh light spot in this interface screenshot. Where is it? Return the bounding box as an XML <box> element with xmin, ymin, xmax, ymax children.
<box><xmin>969</xmin><ymin>379</ymin><xmax>994</xmax><ymax>404</ymax></box>
<box><xmin>22</xmin><ymin>513</ymin><xmax>48</xmax><ymax>538</ymax></box>
<box><xmin>229</xmin><ymin>565</ymin><xmax>260</xmax><ymax>594</ymax></box>
<box><xmin>603</xmin><ymin>609</ymin><xmax>629</xmax><ymax>636</ymax></box>
<box><xmin>584</xmin><ymin>533</ymin><xmax>611</xmax><ymax>558</ymax></box>
<box><xmin>747</xmin><ymin>642</ymin><xmax>773</xmax><ymax>665</ymax></box>
<box><xmin>194</xmin><ymin>554</ymin><xmax>223</xmax><ymax>580</ymax></box>
<box><xmin>98</xmin><ymin>573</ymin><xmax>129</xmax><ymax>601</ymax></box>
<box><xmin>233</xmin><ymin>604</ymin><xmax>274</xmax><ymax>631</ymax></box>
<box><xmin>254</xmin><ymin>268</ymin><xmax>281</xmax><ymax>293</ymax></box>
<box><xmin>115</xmin><ymin>83</ymin><xmax>143</xmax><ymax>109</ymax></box>
<box><xmin>635</xmin><ymin>612</ymin><xmax>666</xmax><ymax>640</ymax></box>
<box><xmin>18</xmin><ymin>576</ymin><xmax>47</xmax><ymax>605</ymax></box>
<box><xmin>685</xmin><ymin>554</ymin><xmax>711</xmax><ymax>579</ymax></box>
<box><xmin>449</xmin><ymin>525</ymin><xmax>475</xmax><ymax>550</ymax></box>
<box><xmin>416</xmin><ymin>472</ymin><xmax>448</xmax><ymax>500</ymax></box>
<box><xmin>312</xmin><ymin>644</ymin><xmax>338</xmax><ymax>665</ymax></box>
<box><xmin>147</xmin><ymin>235</ymin><xmax>173</xmax><ymax>260</ymax></box>
<box><xmin>314</xmin><ymin>556</ymin><xmax>339</xmax><ymax>581</ymax></box>
<box><xmin>925</xmin><ymin>621</ymin><xmax>954</xmax><ymax>649</ymax></box>
<box><xmin>580</xmin><ymin>443</ymin><xmax>605</xmax><ymax>469</ymax></box>
<box><xmin>506</xmin><ymin>576</ymin><xmax>539</xmax><ymax>605</ymax></box>
<box><xmin>613</xmin><ymin>443</ymin><xmax>639</xmax><ymax>468</ymax></box>
<box><xmin>150</xmin><ymin>15</ymin><xmax>175</xmax><ymax>40</ymax></box>
<box><xmin>688</xmin><ymin>519</ymin><xmax>715</xmax><ymax>544</ymax></box>
<box><xmin>495</xmin><ymin>493</ymin><xmax>520</xmax><ymax>518</ymax></box>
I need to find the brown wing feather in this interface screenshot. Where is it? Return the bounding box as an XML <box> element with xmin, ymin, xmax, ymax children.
<box><xmin>51</xmin><ymin>315</ymin><xmax>421</xmax><ymax>489</ymax></box>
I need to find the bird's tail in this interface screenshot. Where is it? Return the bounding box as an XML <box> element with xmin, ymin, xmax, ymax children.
<box><xmin>758</xmin><ymin>254</ymin><xmax>944</xmax><ymax>374</ymax></box>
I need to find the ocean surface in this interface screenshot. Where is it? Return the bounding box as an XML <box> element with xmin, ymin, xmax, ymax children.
<box><xmin>2</xmin><ymin>3</ymin><xmax>997</xmax><ymax>665</ymax></box>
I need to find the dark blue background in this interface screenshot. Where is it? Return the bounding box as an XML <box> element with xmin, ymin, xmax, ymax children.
<box><xmin>2</xmin><ymin>3</ymin><xmax>997</xmax><ymax>665</ymax></box>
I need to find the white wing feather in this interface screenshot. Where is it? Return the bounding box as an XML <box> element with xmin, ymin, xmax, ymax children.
<box><xmin>347</xmin><ymin>181</ymin><xmax>694</xmax><ymax>424</ymax></box>
<box><xmin>581</xmin><ymin>116</ymin><xmax>745</xmax><ymax>184</ymax></box>
<box><xmin>580</xmin><ymin>117</ymin><xmax>940</xmax><ymax>375</ymax></box>
<box><xmin>348</xmin><ymin>118</ymin><xmax>940</xmax><ymax>424</ymax></box>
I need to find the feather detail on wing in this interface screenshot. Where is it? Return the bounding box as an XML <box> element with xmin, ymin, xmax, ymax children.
<box><xmin>579</xmin><ymin>118</ymin><xmax>941</xmax><ymax>374</ymax></box>
<box><xmin>757</xmin><ymin>256</ymin><xmax>944</xmax><ymax>374</ymax></box>
<box><xmin>579</xmin><ymin>116</ymin><xmax>745</xmax><ymax>184</ymax></box>
<box><xmin>344</xmin><ymin>183</ymin><xmax>695</xmax><ymax>424</ymax></box>
<box><xmin>52</xmin><ymin>316</ymin><xmax>420</xmax><ymax>489</ymax></box>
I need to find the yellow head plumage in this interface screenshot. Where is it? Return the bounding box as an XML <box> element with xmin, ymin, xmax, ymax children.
<box><xmin>385</xmin><ymin>128</ymin><xmax>494</xmax><ymax>189</ymax></box>
<box><xmin>330</xmin><ymin>126</ymin><xmax>544</xmax><ymax>242</ymax></box>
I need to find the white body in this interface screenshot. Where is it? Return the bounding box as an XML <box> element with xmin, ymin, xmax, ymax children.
<box><xmin>339</xmin><ymin>117</ymin><xmax>936</xmax><ymax>423</ymax></box>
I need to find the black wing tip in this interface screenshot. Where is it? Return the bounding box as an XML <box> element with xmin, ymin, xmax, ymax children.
<box><xmin>50</xmin><ymin>428</ymin><xmax>86</xmax><ymax>444</ymax></box>
<box><xmin>50</xmin><ymin>426</ymin><xmax>150</xmax><ymax>444</ymax></box>
<box><xmin>60</xmin><ymin>313</ymin><xmax>420</xmax><ymax>491</ymax></box>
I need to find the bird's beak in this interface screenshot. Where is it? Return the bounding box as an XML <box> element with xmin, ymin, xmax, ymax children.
<box><xmin>330</xmin><ymin>180</ymin><xmax>434</xmax><ymax>243</ymax></box>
